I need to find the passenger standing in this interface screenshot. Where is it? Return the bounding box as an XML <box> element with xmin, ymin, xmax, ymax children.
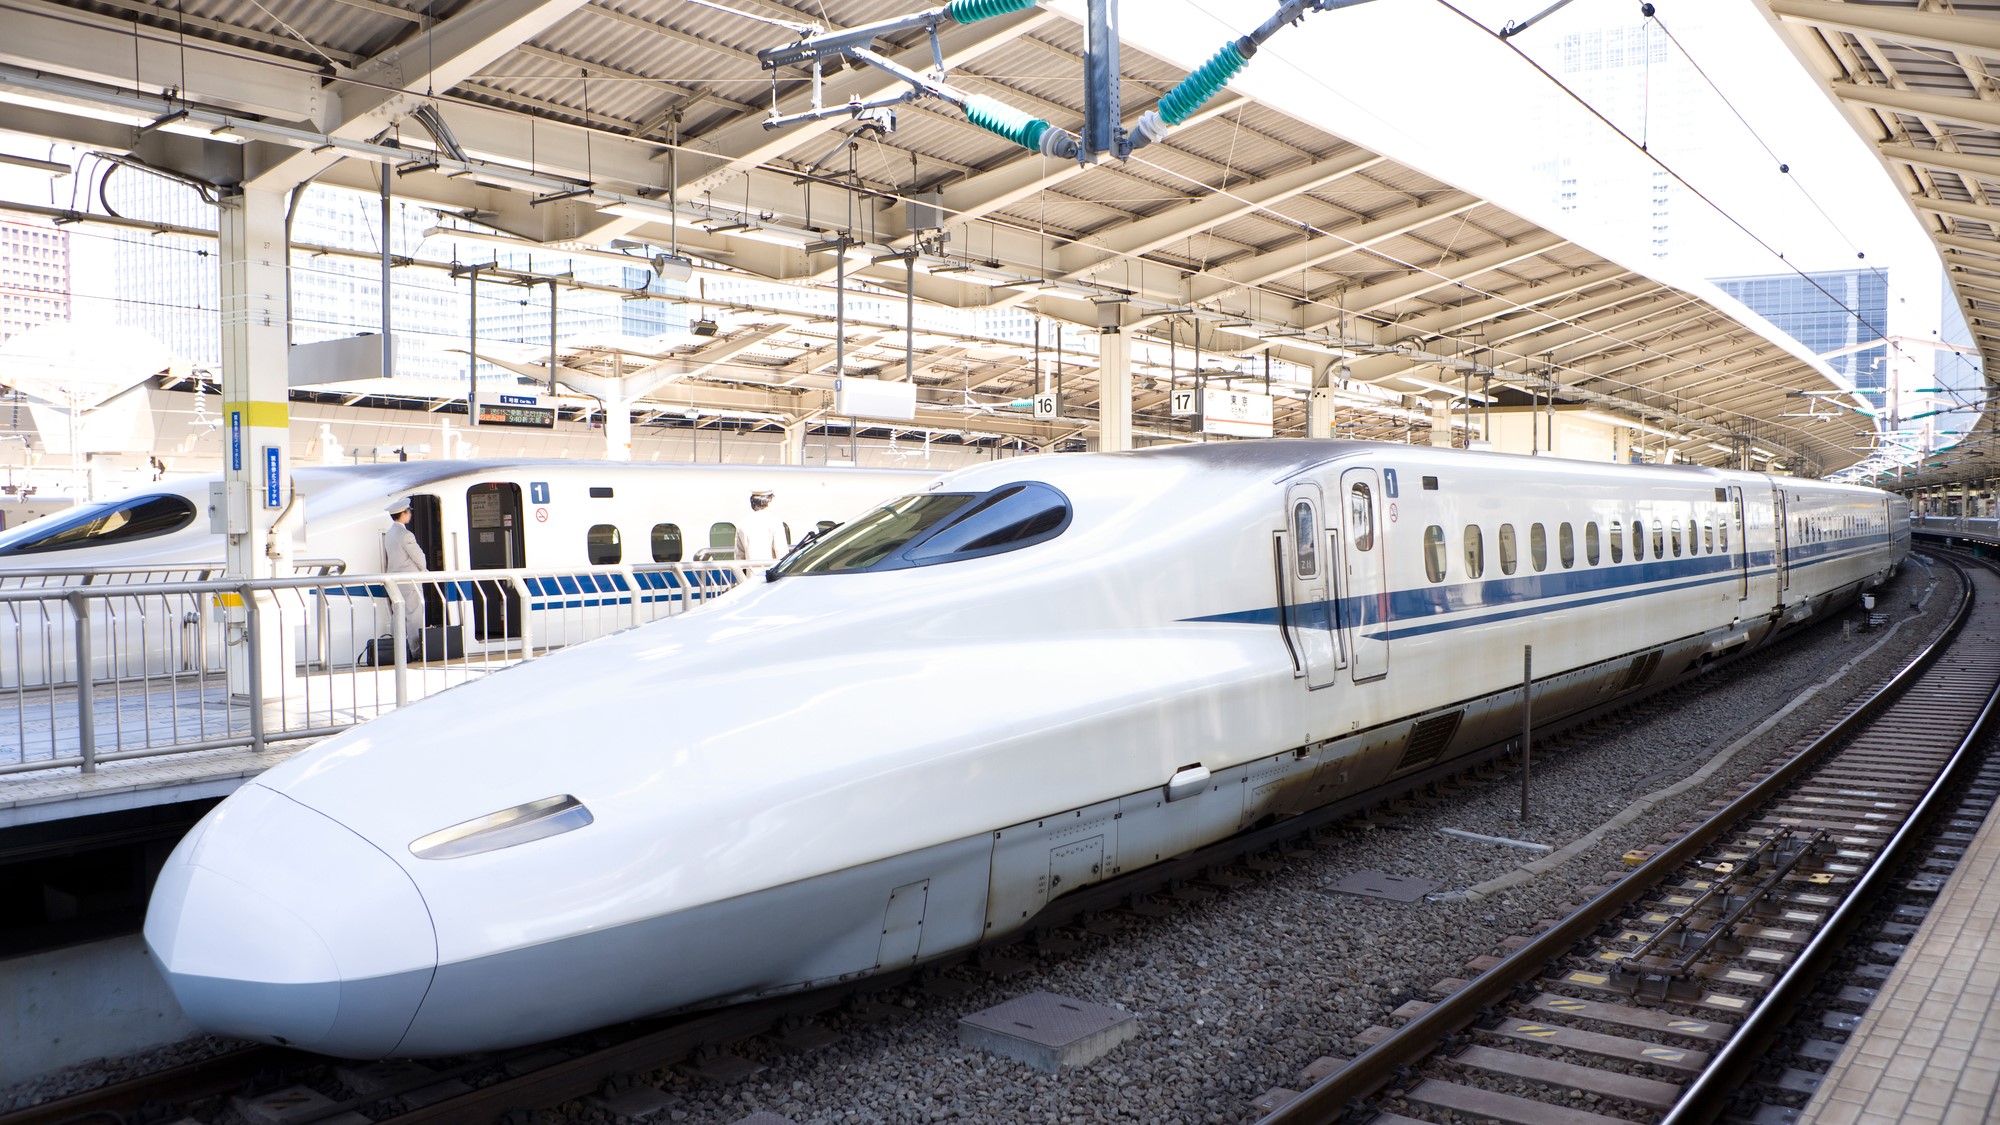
<box><xmin>732</xmin><ymin>490</ymin><xmax>791</xmax><ymax>561</ymax></box>
<box><xmin>384</xmin><ymin>497</ymin><xmax>428</xmax><ymax>655</ymax></box>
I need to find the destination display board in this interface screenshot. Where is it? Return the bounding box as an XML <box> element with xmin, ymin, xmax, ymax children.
<box><xmin>474</xmin><ymin>392</ymin><xmax>556</xmax><ymax>429</ymax></box>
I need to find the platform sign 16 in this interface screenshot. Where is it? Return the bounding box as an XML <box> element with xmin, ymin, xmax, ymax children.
<box><xmin>1032</xmin><ymin>392</ymin><xmax>1059</xmax><ymax>420</ymax></box>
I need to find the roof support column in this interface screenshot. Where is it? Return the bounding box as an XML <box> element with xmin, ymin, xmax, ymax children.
<box><xmin>218</xmin><ymin>186</ymin><xmax>292</xmax><ymax>580</ymax></box>
<box><xmin>1308</xmin><ymin>362</ymin><xmax>1336</xmax><ymax>440</ymax></box>
<box><xmin>1098</xmin><ymin>327</ymin><xmax>1133</xmax><ymax>452</ymax></box>
<box><xmin>1429</xmin><ymin>395</ymin><xmax>1452</xmax><ymax>448</ymax></box>
<box><xmin>216</xmin><ymin>186</ymin><xmax>296</xmax><ymax>709</ymax></box>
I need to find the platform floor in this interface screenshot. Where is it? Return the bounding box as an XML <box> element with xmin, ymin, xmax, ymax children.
<box><xmin>0</xmin><ymin>657</ymin><xmax>517</xmax><ymax>827</ymax></box>
<box><xmin>1798</xmin><ymin>797</ymin><xmax>2000</xmax><ymax>1124</ymax></box>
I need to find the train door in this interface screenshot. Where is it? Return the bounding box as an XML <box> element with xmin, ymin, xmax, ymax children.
<box><xmin>1729</xmin><ymin>486</ymin><xmax>1748</xmax><ymax>601</ymax></box>
<box><xmin>466</xmin><ymin>483</ymin><xmax>525</xmax><ymax>641</ymax></box>
<box><xmin>1338</xmin><ymin>468</ymin><xmax>1389</xmax><ymax>682</ymax></box>
<box><xmin>1773</xmin><ymin>487</ymin><xmax>1791</xmax><ymax>598</ymax></box>
<box><xmin>1281</xmin><ymin>481</ymin><xmax>1338</xmax><ymax>689</ymax></box>
<box><xmin>406</xmin><ymin>493</ymin><xmax>446</xmax><ymax>628</ymax></box>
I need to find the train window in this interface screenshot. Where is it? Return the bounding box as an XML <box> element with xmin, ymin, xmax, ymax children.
<box><xmin>1608</xmin><ymin>522</ymin><xmax>1624</xmax><ymax>563</ymax></box>
<box><xmin>1720</xmin><ymin>521</ymin><xmax>1729</xmax><ymax>553</ymax></box>
<box><xmin>774</xmin><ymin>483</ymin><xmax>1072</xmax><ymax>576</ymax></box>
<box><xmin>1463</xmin><ymin>524</ymin><xmax>1484</xmax><ymax>579</ymax></box>
<box><xmin>650</xmin><ymin>523</ymin><xmax>683</xmax><ymax>563</ymax></box>
<box><xmin>709</xmin><ymin>523</ymin><xmax>737</xmax><ymax>560</ymax></box>
<box><xmin>1295</xmin><ymin>502</ymin><xmax>1320</xmax><ymax>578</ymax></box>
<box><xmin>1557</xmin><ymin>523</ymin><xmax>1575</xmax><ymax>569</ymax></box>
<box><xmin>0</xmin><ymin>493</ymin><xmax>198</xmax><ymax>556</ymax></box>
<box><xmin>1632</xmin><ymin>520</ymin><xmax>1645</xmax><ymax>561</ymax></box>
<box><xmin>1423</xmin><ymin>525</ymin><xmax>1447</xmax><ymax>583</ymax></box>
<box><xmin>1585</xmin><ymin>522</ymin><xmax>1600</xmax><ymax>565</ymax></box>
<box><xmin>1670</xmin><ymin>522</ymin><xmax>1682</xmax><ymax>557</ymax></box>
<box><xmin>1349</xmin><ymin>484</ymin><xmax>1375</xmax><ymax>552</ymax></box>
<box><xmin>587</xmin><ymin>524</ymin><xmax>622</xmax><ymax>565</ymax></box>
<box><xmin>1704</xmin><ymin>523</ymin><xmax>1714</xmax><ymax>553</ymax></box>
<box><xmin>1498</xmin><ymin>523</ymin><xmax>1518</xmax><ymax>575</ymax></box>
<box><xmin>1687</xmin><ymin>519</ymin><xmax>1698</xmax><ymax>552</ymax></box>
<box><xmin>1651</xmin><ymin>520</ymin><xmax>1665</xmax><ymax>558</ymax></box>
<box><xmin>589</xmin><ymin>487</ymin><xmax>614</xmax><ymax>499</ymax></box>
<box><xmin>1529</xmin><ymin>523</ymin><xmax>1548</xmax><ymax>572</ymax></box>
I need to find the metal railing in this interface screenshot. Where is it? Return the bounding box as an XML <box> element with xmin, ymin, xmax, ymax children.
<box><xmin>0</xmin><ymin>561</ymin><xmax>757</xmax><ymax>775</ymax></box>
<box><xmin>1914</xmin><ymin>514</ymin><xmax>2000</xmax><ymax>538</ymax></box>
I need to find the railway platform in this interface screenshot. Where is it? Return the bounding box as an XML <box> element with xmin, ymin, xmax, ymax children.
<box><xmin>1796</xmin><ymin>782</ymin><xmax>2000</xmax><ymax>1125</ymax></box>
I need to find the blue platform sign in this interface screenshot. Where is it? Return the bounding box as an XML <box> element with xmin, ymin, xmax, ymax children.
<box><xmin>263</xmin><ymin>446</ymin><xmax>281</xmax><ymax>508</ymax></box>
<box><xmin>500</xmin><ymin>394</ymin><xmax>536</xmax><ymax>406</ymax></box>
<box><xmin>529</xmin><ymin>481</ymin><xmax>550</xmax><ymax>505</ymax></box>
<box><xmin>229</xmin><ymin>411</ymin><xmax>241</xmax><ymax>471</ymax></box>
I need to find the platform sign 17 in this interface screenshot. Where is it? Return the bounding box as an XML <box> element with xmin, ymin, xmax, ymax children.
<box><xmin>1170</xmin><ymin>390</ymin><xmax>1197</xmax><ymax>417</ymax></box>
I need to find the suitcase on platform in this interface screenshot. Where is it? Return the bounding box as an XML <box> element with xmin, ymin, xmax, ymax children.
<box><xmin>413</xmin><ymin>624</ymin><xmax>464</xmax><ymax>661</ymax></box>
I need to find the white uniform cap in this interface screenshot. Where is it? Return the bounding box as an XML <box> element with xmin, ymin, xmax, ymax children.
<box><xmin>386</xmin><ymin>496</ymin><xmax>412</xmax><ymax>516</ymax></box>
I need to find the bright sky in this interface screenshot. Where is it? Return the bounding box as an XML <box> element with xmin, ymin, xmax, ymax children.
<box><xmin>1105</xmin><ymin>0</ymin><xmax>1962</xmax><ymax>398</ymax></box>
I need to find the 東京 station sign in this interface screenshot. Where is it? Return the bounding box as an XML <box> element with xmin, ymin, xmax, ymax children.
<box><xmin>1200</xmin><ymin>388</ymin><xmax>1274</xmax><ymax>438</ymax></box>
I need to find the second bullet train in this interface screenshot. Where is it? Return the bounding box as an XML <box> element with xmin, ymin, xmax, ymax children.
<box><xmin>144</xmin><ymin>441</ymin><xmax>1908</xmax><ymax>1056</ymax></box>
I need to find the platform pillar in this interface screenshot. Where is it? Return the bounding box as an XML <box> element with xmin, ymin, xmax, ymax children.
<box><xmin>1307</xmin><ymin>361</ymin><xmax>1336</xmax><ymax>439</ymax></box>
<box><xmin>217</xmin><ymin>187</ymin><xmax>295</xmax><ymax>709</ymax></box>
<box><xmin>1098</xmin><ymin>327</ymin><xmax>1132</xmax><ymax>452</ymax></box>
<box><xmin>603</xmin><ymin>393</ymin><xmax>633</xmax><ymax>461</ymax></box>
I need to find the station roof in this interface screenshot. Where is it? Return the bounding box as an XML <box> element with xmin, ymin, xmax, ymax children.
<box><xmin>0</xmin><ymin>0</ymin><xmax>1887</xmax><ymax>473</ymax></box>
<box><xmin>1761</xmin><ymin>0</ymin><xmax>2000</xmax><ymax>486</ymax></box>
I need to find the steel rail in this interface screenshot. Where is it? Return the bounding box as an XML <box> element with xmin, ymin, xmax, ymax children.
<box><xmin>1259</xmin><ymin>552</ymin><xmax>1980</xmax><ymax>1123</ymax></box>
<box><xmin>1661</xmin><ymin>554</ymin><xmax>2000</xmax><ymax>1122</ymax></box>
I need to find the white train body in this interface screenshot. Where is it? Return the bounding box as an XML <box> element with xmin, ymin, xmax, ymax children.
<box><xmin>0</xmin><ymin>460</ymin><xmax>926</xmax><ymax>677</ymax></box>
<box><xmin>144</xmin><ymin>442</ymin><xmax>1908</xmax><ymax>1056</ymax></box>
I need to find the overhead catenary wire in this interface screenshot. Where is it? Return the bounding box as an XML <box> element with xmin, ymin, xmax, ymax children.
<box><xmin>1424</xmin><ymin>0</ymin><xmax>1903</xmax><ymax>374</ymax></box>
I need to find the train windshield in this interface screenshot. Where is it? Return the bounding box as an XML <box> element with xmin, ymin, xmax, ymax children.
<box><xmin>0</xmin><ymin>494</ymin><xmax>199</xmax><ymax>556</ymax></box>
<box><xmin>771</xmin><ymin>482</ymin><xmax>1071</xmax><ymax>577</ymax></box>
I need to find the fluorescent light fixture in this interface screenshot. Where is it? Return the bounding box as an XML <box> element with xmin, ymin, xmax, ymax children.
<box><xmin>1396</xmin><ymin>373</ymin><xmax>1493</xmax><ymax>402</ymax></box>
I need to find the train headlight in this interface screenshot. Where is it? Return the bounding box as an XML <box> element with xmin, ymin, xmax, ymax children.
<box><xmin>410</xmin><ymin>794</ymin><xmax>594</xmax><ymax>860</ymax></box>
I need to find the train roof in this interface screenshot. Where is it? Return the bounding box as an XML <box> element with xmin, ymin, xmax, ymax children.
<box><xmin>287</xmin><ymin>459</ymin><xmax>925</xmax><ymax>494</ymax></box>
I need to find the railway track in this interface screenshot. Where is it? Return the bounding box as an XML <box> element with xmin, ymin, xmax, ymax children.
<box><xmin>1257</xmin><ymin>548</ymin><xmax>2000</xmax><ymax>1125</ymax></box>
<box><xmin>5</xmin><ymin>565</ymin><xmax>1956</xmax><ymax>1125</ymax></box>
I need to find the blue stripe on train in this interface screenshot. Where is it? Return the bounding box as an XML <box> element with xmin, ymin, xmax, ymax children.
<box><xmin>1189</xmin><ymin>534</ymin><xmax>1890</xmax><ymax>638</ymax></box>
<box><xmin>323</xmin><ymin>569</ymin><xmax>741</xmax><ymax>613</ymax></box>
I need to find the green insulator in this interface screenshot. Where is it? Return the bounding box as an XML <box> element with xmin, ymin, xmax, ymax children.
<box><xmin>946</xmin><ymin>0</ymin><xmax>1036</xmax><ymax>24</ymax></box>
<box><xmin>963</xmin><ymin>95</ymin><xmax>1050</xmax><ymax>153</ymax></box>
<box><xmin>1157</xmin><ymin>41</ymin><xmax>1248</xmax><ymax>126</ymax></box>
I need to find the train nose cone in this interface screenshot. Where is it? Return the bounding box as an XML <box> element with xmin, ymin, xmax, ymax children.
<box><xmin>144</xmin><ymin>785</ymin><xmax>437</xmax><ymax>1057</ymax></box>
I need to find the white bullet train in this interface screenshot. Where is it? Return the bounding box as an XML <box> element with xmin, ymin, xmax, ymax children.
<box><xmin>0</xmin><ymin>460</ymin><xmax>926</xmax><ymax>677</ymax></box>
<box><xmin>142</xmin><ymin>441</ymin><xmax>1908</xmax><ymax>1057</ymax></box>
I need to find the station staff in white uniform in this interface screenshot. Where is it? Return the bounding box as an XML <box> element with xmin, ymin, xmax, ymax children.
<box><xmin>733</xmin><ymin>490</ymin><xmax>791</xmax><ymax>561</ymax></box>
<box><xmin>384</xmin><ymin>497</ymin><xmax>428</xmax><ymax>652</ymax></box>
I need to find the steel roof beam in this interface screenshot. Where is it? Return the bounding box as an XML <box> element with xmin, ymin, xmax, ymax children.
<box><xmin>1768</xmin><ymin>0</ymin><xmax>2000</xmax><ymax>58</ymax></box>
<box><xmin>1298</xmin><ymin>231</ymin><xmax>1568</xmax><ymax>323</ymax></box>
<box><xmin>244</xmin><ymin>0</ymin><xmax>591</xmax><ymax>191</ymax></box>
<box><xmin>1184</xmin><ymin>192</ymin><xmax>1485</xmax><ymax>310</ymax></box>
<box><xmin>1379</xmin><ymin>270</ymin><xmax>1639</xmax><ymax>344</ymax></box>
<box><xmin>1826</xmin><ymin>81</ymin><xmax>2000</xmax><ymax>135</ymax></box>
<box><xmin>1055</xmin><ymin>152</ymin><xmax>1388</xmax><ymax>280</ymax></box>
